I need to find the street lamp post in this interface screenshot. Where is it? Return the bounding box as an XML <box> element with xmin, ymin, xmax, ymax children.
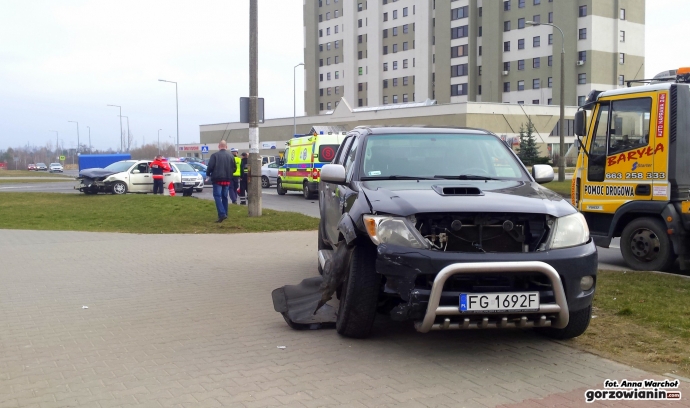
<box><xmin>158</xmin><ymin>79</ymin><xmax>179</xmax><ymax>157</ymax></box>
<box><xmin>294</xmin><ymin>63</ymin><xmax>304</xmax><ymax>137</ymax></box>
<box><xmin>68</xmin><ymin>121</ymin><xmax>80</xmax><ymax>154</ymax></box>
<box><xmin>528</xmin><ymin>21</ymin><xmax>566</xmax><ymax>182</ymax></box>
<box><xmin>158</xmin><ymin>129</ymin><xmax>162</xmax><ymax>155</ymax></box>
<box><xmin>107</xmin><ymin>104</ymin><xmax>122</xmax><ymax>152</ymax></box>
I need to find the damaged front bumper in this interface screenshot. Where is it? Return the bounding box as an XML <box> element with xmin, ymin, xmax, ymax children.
<box><xmin>376</xmin><ymin>241</ymin><xmax>597</xmax><ymax>331</ymax></box>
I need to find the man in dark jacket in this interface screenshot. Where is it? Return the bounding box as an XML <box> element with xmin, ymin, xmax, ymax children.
<box><xmin>206</xmin><ymin>140</ymin><xmax>237</xmax><ymax>222</ymax></box>
<box><xmin>150</xmin><ymin>155</ymin><xmax>170</xmax><ymax>194</ymax></box>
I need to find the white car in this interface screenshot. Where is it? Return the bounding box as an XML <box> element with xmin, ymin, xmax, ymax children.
<box><xmin>261</xmin><ymin>162</ymin><xmax>280</xmax><ymax>188</ymax></box>
<box><xmin>48</xmin><ymin>163</ymin><xmax>64</xmax><ymax>173</ymax></box>
<box><xmin>75</xmin><ymin>160</ymin><xmax>203</xmax><ymax>195</ymax></box>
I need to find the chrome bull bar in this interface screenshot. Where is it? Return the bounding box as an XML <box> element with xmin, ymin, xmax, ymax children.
<box><xmin>414</xmin><ymin>261</ymin><xmax>569</xmax><ymax>333</ymax></box>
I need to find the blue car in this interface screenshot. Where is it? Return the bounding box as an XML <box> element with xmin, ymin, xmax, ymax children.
<box><xmin>171</xmin><ymin>162</ymin><xmax>205</xmax><ymax>193</ymax></box>
<box><xmin>187</xmin><ymin>162</ymin><xmax>209</xmax><ymax>189</ymax></box>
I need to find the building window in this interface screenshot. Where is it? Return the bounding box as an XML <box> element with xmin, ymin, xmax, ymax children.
<box><xmin>548</xmin><ymin>77</ymin><xmax>553</xmax><ymax>88</ymax></box>
<box><xmin>402</xmin><ymin>76</ymin><xmax>408</xmax><ymax>86</ymax></box>
<box><xmin>451</xmin><ymin>83</ymin><xmax>468</xmax><ymax>96</ymax></box>
<box><xmin>451</xmin><ymin>25</ymin><xmax>469</xmax><ymax>39</ymax></box>
<box><xmin>504</xmin><ymin>0</ymin><xmax>511</xmax><ymax>11</ymax></box>
<box><xmin>403</xmin><ymin>59</ymin><xmax>408</xmax><ymax>68</ymax></box>
<box><xmin>358</xmin><ymin>35</ymin><xmax>363</xmax><ymax>44</ymax></box>
<box><xmin>383</xmin><ymin>79</ymin><xmax>388</xmax><ymax>89</ymax></box>
<box><xmin>358</xmin><ymin>3</ymin><xmax>362</xmax><ymax>11</ymax></box>
<box><xmin>504</xmin><ymin>61</ymin><xmax>511</xmax><ymax>71</ymax></box>
<box><xmin>358</xmin><ymin>98</ymin><xmax>363</xmax><ymax>107</ymax></box>
<box><xmin>478</xmin><ymin>46</ymin><xmax>482</xmax><ymax>56</ymax></box>
<box><xmin>620</xmin><ymin>30</ymin><xmax>626</xmax><ymax>42</ymax></box>
<box><xmin>533</xmin><ymin>79</ymin><xmax>540</xmax><ymax>89</ymax></box>
<box><xmin>403</xmin><ymin>24</ymin><xmax>409</xmax><ymax>34</ymax></box>
<box><xmin>533</xmin><ymin>57</ymin><xmax>540</xmax><ymax>68</ymax></box>
<box><xmin>532</xmin><ymin>99</ymin><xmax>540</xmax><ymax>104</ymax></box>
<box><xmin>504</xmin><ymin>21</ymin><xmax>511</xmax><ymax>32</ymax></box>
<box><xmin>619</xmin><ymin>75</ymin><xmax>625</xmax><ymax>86</ymax></box>
<box><xmin>403</xmin><ymin>42</ymin><xmax>408</xmax><ymax>51</ymax></box>
<box><xmin>620</xmin><ymin>8</ymin><xmax>626</xmax><ymax>20</ymax></box>
<box><xmin>518</xmin><ymin>80</ymin><xmax>525</xmax><ymax>91</ymax></box>
<box><xmin>478</xmin><ymin>85</ymin><xmax>482</xmax><ymax>95</ymax></box>
<box><xmin>478</xmin><ymin>26</ymin><xmax>482</xmax><ymax>37</ymax></box>
<box><xmin>518</xmin><ymin>18</ymin><xmax>525</xmax><ymax>29</ymax></box>
<box><xmin>335</xmin><ymin>10</ymin><xmax>339</xmax><ymax>18</ymax></box>
<box><xmin>383</xmin><ymin>62</ymin><xmax>388</xmax><ymax>71</ymax></box>
<box><xmin>619</xmin><ymin>53</ymin><xmax>625</xmax><ymax>64</ymax></box>
<box><xmin>358</xmin><ymin>19</ymin><xmax>362</xmax><ymax>27</ymax></box>
<box><xmin>393</xmin><ymin>27</ymin><xmax>398</xmax><ymax>36</ymax></box>
<box><xmin>579</xmin><ymin>28</ymin><xmax>586</xmax><ymax>40</ymax></box>
<box><xmin>327</xmin><ymin>57</ymin><xmax>331</xmax><ymax>65</ymax></box>
<box><xmin>579</xmin><ymin>5</ymin><xmax>587</xmax><ymax>17</ymax></box>
<box><xmin>393</xmin><ymin>78</ymin><xmax>398</xmax><ymax>87</ymax></box>
<box><xmin>403</xmin><ymin>94</ymin><xmax>408</xmax><ymax>102</ymax></box>
<box><xmin>319</xmin><ymin>44</ymin><xmax>323</xmax><ymax>52</ymax></box>
<box><xmin>393</xmin><ymin>44</ymin><xmax>398</xmax><ymax>53</ymax></box>
<box><xmin>319</xmin><ymin>14</ymin><xmax>323</xmax><ymax>22</ymax></box>
<box><xmin>533</xmin><ymin>15</ymin><xmax>540</xmax><ymax>24</ymax></box>
<box><xmin>518</xmin><ymin>39</ymin><xmax>525</xmax><ymax>49</ymax></box>
<box><xmin>451</xmin><ymin>5</ymin><xmax>469</xmax><ymax>20</ymax></box>
<box><xmin>403</xmin><ymin>7</ymin><xmax>408</xmax><ymax>17</ymax></box>
<box><xmin>383</xmin><ymin>12</ymin><xmax>388</xmax><ymax>21</ymax></box>
<box><xmin>327</xmin><ymin>42</ymin><xmax>331</xmax><ymax>50</ymax></box>
<box><xmin>358</xmin><ymin>83</ymin><xmax>363</xmax><ymax>91</ymax></box>
<box><xmin>451</xmin><ymin>44</ymin><xmax>468</xmax><ymax>57</ymax></box>
<box><xmin>326</xmin><ymin>12</ymin><xmax>330</xmax><ymax>20</ymax></box>
<box><xmin>548</xmin><ymin>12</ymin><xmax>553</xmax><ymax>23</ymax></box>
<box><xmin>335</xmin><ymin>40</ymin><xmax>339</xmax><ymax>49</ymax></box>
<box><xmin>319</xmin><ymin>73</ymin><xmax>323</xmax><ymax>81</ymax></box>
<box><xmin>392</xmin><ymin>95</ymin><xmax>398</xmax><ymax>103</ymax></box>
<box><xmin>533</xmin><ymin>36</ymin><xmax>540</xmax><ymax>47</ymax></box>
<box><xmin>335</xmin><ymin>86</ymin><xmax>339</xmax><ymax>94</ymax></box>
<box><xmin>504</xmin><ymin>41</ymin><xmax>510</xmax><ymax>52</ymax></box>
<box><xmin>327</xmin><ymin>87</ymin><xmax>331</xmax><ymax>95</ymax></box>
<box><xmin>327</xmin><ymin>102</ymin><xmax>332</xmax><ymax>110</ymax></box>
<box><xmin>548</xmin><ymin>55</ymin><xmax>553</xmax><ymax>66</ymax></box>
<box><xmin>548</xmin><ymin>34</ymin><xmax>553</xmax><ymax>45</ymax></box>
<box><xmin>319</xmin><ymin>59</ymin><xmax>324</xmax><ymax>67</ymax></box>
<box><xmin>578</xmin><ymin>96</ymin><xmax>586</xmax><ymax>106</ymax></box>
<box><xmin>383</xmin><ymin>29</ymin><xmax>388</xmax><ymax>38</ymax></box>
<box><xmin>534</xmin><ymin>0</ymin><xmax>540</xmax><ymax>4</ymax></box>
<box><xmin>504</xmin><ymin>82</ymin><xmax>511</xmax><ymax>92</ymax></box>
<box><xmin>578</xmin><ymin>51</ymin><xmax>586</xmax><ymax>62</ymax></box>
<box><xmin>383</xmin><ymin>96</ymin><xmax>388</xmax><ymax>104</ymax></box>
<box><xmin>518</xmin><ymin>0</ymin><xmax>525</xmax><ymax>8</ymax></box>
<box><xmin>478</xmin><ymin>66</ymin><xmax>482</xmax><ymax>76</ymax></box>
<box><xmin>518</xmin><ymin>101</ymin><xmax>524</xmax><ymax>105</ymax></box>
<box><xmin>383</xmin><ymin>45</ymin><xmax>388</xmax><ymax>55</ymax></box>
<box><xmin>518</xmin><ymin>59</ymin><xmax>524</xmax><ymax>70</ymax></box>
<box><xmin>578</xmin><ymin>73</ymin><xmax>586</xmax><ymax>84</ymax></box>
<box><xmin>393</xmin><ymin>10</ymin><xmax>398</xmax><ymax>19</ymax></box>
<box><xmin>319</xmin><ymin>29</ymin><xmax>323</xmax><ymax>37</ymax></box>
<box><xmin>393</xmin><ymin>61</ymin><xmax>398</xmax><ymax>70</ymax></box>
<box><xmin>451</xmin><ymin>63</ymin><xmax>469</xmax><ymax>77</ymax></box>
<box><xmin>326</xmin><ymin>27</ymin><xmax>330</xmax><ymax>35</ymax></box>
<box><xmin>358</xmin><ymin>67</ymin><xmax>363</xmax><ymax>75</ymax></box>
<box><xmin>548</xmin><ymin>98</ymin><xmax>552</xmax><ymax>105</ymax></box>
<box><xmin>320</xmin><ymin>103</ymin><xmax>324</xmax><ymax>111</ymax></box>
<box><xmin>319</xmin><ymin>89</ymin><xmax>323</xmax><ymax>96</ymax></box>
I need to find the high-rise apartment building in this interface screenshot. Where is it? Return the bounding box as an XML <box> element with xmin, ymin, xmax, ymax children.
<box><xmin>304</xmin><ymin>0</ymin><xmax>645</xmax><ymax>115</ymax></box>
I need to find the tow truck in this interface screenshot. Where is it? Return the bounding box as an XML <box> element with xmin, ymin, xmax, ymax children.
<box><xmin>572</xmin><ymin>67</ymin><xmax>690</xmax><ymax>271</ymax></box>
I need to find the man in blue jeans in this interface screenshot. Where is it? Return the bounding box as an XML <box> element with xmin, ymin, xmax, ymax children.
<box><xmin>205</xmin><ymin>140</ymin><xmax>237</xmax><ymax>223</ymax></box>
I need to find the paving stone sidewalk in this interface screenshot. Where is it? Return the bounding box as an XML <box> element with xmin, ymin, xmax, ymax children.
<box><xmin>0</xmin><ymin>229</ymin><xmax>686</xmax><ymax>408</ymax></box>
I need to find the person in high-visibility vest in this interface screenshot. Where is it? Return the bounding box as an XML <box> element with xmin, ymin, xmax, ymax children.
<box><xmin>230</xmin><ymin>148</ymin><xmax>241</xmax><ymax>204</ymax></box>
<box><xmin>239</xmin><ymin>152</ymin><xmax>248</xmax><ymax>205</ymax></box>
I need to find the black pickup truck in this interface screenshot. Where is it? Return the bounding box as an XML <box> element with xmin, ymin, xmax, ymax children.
<box><xmin>317</xmin><ymin>126</ymin><xmax>597</xmax><ymax>339</ymax></box>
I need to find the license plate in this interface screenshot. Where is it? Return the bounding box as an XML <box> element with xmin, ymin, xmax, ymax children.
<box><xmin>183</xmin><ymin>182</ymin><xmax>194</xmax><ymax>185</ymax></box>
<box><xmin>460</xmin><ymin>292</ymin><xmax>540</xmax><ymax>313</ymax></box>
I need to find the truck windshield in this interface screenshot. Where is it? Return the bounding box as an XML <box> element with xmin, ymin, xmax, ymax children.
<box><xmin>361</xmin><ymin>134</ymin><xmax>526</xmax><ymax>180</ymax></box>
<box><xmin>104</xmin><ymin>161</ymin><xmax>135</xmax><ymax>173</ymax></box>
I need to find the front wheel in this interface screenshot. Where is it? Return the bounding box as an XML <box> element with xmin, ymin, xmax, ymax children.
<box><xmin>336</xmin><ymin>244</ymin><xmax>381</xmax><ymax>339</ymax></box>
<box><xmin>535</xmin><ymin>305</ymin><xmax>591</xmax><ymax>340</ymax></box>
<box><xmin>277</xmin><ymin>180</ymin><xmax>286</xmax><ymax>195</ymax></box>
<box><xmin>621</xmin><ymin>217</ymin><xmax>676</xmax><ymax>271</ymax></box>
<box><xmin>111</xmin><ymin>181</ymin><xmax>127</xmax><ymax>195</ymax></box>
<box><xmin>261</xmin><ymin>176</ymin><xmax>270</xmax><ymax>188</ymax></box>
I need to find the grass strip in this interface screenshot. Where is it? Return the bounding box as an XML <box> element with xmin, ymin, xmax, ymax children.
<box><xmin>0</xmin><ymin>193</ymin><xmax>318</xmax><ymax>234</ymax></box>
<box><xmin>570</xmin><ymin>270</ymin><xmax>690</xmax><ymax>377</ymax></box>
<box><xmin>0</xmin><ymin>170</ymin><xmax>73</xmax><ymax>178</ymax></box>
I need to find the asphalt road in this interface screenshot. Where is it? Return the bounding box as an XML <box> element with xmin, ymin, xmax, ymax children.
<box><xmin>1</xmin><ymin>179</ymin><xmax>670</xmax><ymax>272</ymax></box>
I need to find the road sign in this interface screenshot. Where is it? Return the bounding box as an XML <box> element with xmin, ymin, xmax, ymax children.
<box><xmin>59</xmin><ymin>155</ymin><xmax>65</xmax><ymax>161</ymax></box>
<box><xmin>201</xmin><ymin>145</ymin><xmax>209</xmax><ymax>153</ymax></box>
<box><xmin>239</xmin><ymin>97</ymin><xmax>265</xmax><ymax>123</ymax></box>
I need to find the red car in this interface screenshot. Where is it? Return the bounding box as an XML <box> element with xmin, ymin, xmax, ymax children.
<box><xmin>27</xmin><ymin>164</ymin><xmax>36</xmax><ymax>171</ymax></box>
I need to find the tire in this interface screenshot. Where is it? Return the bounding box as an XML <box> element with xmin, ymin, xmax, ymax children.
<box><xmin>620</xmin><ymin>217</ymin><xmax>676</xmax><ymax>271</ymax></box>
<box><xmin>261</xmin><ymin>176</ymin><xmax>270</xmax><ymax>188</ymax></box>
<box><xmin>303</xmin><ymin>182</ymin><xmax>311</xmax><ymax>200</ymax></box>
<box><xmin>277</xmin><ymin>180</ymin><xmax>286</xmax><ymax>195</ymax></box>
<box><xmin>111</xmin><ymin>181</ymin><xmax>127</xmax><ymax>195</ymax></box>
<box><xmin>336</xmin><ymin>244</ymin><xmax>381</xmax><ymax>339</ymax></box>
<box><xmin>195</xmin><ymin>188</ymin><xmax>203</xmax><ymax>193</ymax></box>
<box><xmin>317</xmin><ymin>221</ymin><xmax>332</xmax><ymax>276</ymax></box>
<box><xmin>536</xmin><ymin>305</ymin><xmax>592</xmax><ymax>340</ymax></box>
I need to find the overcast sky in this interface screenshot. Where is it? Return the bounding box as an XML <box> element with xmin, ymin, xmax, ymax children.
<box><xmin>0</xmin><ymin>0</ymin><xmax>687</xmax><ymax>151</ymax></box>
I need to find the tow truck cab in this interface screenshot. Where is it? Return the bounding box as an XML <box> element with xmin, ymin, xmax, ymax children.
<box><xmin>572</xmin><ymin>69</ymin><xmax>690</xmax><ymax>271</ymax></box>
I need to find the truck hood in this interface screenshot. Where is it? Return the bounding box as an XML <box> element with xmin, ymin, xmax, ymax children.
<box><xmin>360</xmin><ymin>180</ymin><xmax>575</xmax><ymax>218</ymax></box>
<box><xmin>79</xmin><ymin>168</ymin><xmax>120</xmax><ymax>179</ymax></box>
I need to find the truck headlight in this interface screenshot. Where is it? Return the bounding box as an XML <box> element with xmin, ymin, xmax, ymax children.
<box><xmin>362</xmin><ymin>215</ymin><xmax>429</xmax><ymax>249</ymax></box>
<box><xmin>549</xmin><ymin>213</ymin><xmax>590</xmax><ymax>249</ymax></box>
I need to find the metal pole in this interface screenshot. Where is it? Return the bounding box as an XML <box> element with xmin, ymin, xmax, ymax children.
<box><xmin>248</xmin><ymin>0</ymin><xmax>261</xmax><ymax>216</ymax></box>
<box><xmin>158</xmin><ymin>129</ymin><xmax>162</xmax><ymax>155</ymax></box>
<box><xmin>293</xmin><ymin>63</ymin><xmax>304</xmax><ymax>137</ymax></box>
<box><xmin>559</xmin><ymin>49</ymin><xmax>566</xmax><ymax>182</ymax></box>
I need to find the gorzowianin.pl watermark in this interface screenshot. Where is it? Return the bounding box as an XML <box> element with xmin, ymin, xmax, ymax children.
<box><xmin>585</xmin><ymin>379</ymin><xmax>682</xmax><ymax>403</ymax></box>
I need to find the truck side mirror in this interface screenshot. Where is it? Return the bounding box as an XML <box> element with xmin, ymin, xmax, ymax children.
<box><xmin>574</xmin><ymin>110</ymin><xmax>587</xmax><ymax>137</ymax></box>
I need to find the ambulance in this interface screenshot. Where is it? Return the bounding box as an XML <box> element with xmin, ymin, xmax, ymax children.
<box><xmin>277</xmin><ymin>128</ymin><xmax>347</xmax><ymax>199</ymax></box>
<box><xmin>572</xmin><ymin>67</ymin><xmax>690</xmax><ymax>271</ymax></box>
